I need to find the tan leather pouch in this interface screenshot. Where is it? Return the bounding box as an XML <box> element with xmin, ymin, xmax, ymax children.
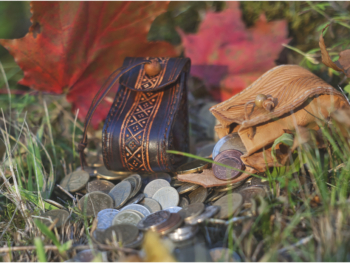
<box><xmin>210</xmin><ymin>65</ymin><xmax>350</xmax><ymax>172</ymax></box>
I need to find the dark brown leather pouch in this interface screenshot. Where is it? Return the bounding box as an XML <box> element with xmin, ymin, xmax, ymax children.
<box><xmin>79</xmin><ymin>57</ymin><xmax>191</xmax><ymax>173</ymax></box>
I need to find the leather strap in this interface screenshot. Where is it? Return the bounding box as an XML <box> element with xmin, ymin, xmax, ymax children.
<box><xmin>78</xmin><ymin>59</ymin><xmax>151</xmax><ymax>170</ymax></box>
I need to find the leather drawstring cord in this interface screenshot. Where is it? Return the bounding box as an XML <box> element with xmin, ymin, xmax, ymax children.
<box><xmin>244</xmin><ymin>94</ymin><xmax>275</xmax><ymax>139</ymax></box>
<box><xmin>78</xmin><ymin>59</ymin><xmax>151</xmax><ymax>170</ymax></box>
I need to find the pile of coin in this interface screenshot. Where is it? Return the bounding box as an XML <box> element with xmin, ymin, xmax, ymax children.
<box><xmin>38</xmin><ymin>132</ymin><xmax>270</xmax><ymax>261</ymax></box>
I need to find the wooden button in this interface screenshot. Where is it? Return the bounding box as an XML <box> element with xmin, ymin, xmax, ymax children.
<box><xmin>144</xmin><ymin>60</ymin><xmax>161</xmax><ymax>77</ymax></box>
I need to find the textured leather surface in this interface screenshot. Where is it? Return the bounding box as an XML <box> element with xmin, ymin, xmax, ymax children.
<box><xmin>210</xmin><ymin>65</ymin><xmax>350</xmax><ymax>172</ymax></box>
<box><xmin>103</xmin><ymin>57</ymin><xmax>191</xmax><ymax>172</ymax></box>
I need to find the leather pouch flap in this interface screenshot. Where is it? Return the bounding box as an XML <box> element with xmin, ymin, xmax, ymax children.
<box><xmin>210</xmin><ymin>65</ymin><xmax>346</xmax><ymax>129</ymax></box>
<box><xmin>120</xmin><ymin>57</ymin><xmax>190</xmax><ymax>92</ymax></box>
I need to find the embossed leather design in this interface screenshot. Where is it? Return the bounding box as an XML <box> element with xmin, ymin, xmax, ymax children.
<box><xmin>210</xmin><ymin>65</ymin><xmax>350</xmax><ymax>172</ymax></box>
<box><xmin>103</xmin><ymin>57</ymin><xmax>191</xmax><ymax>172</ymax></box>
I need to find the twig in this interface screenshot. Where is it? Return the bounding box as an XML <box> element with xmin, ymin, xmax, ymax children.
<box><xmin>277</xmin><ymin>234</ymin><xmax>314</xmax><ymax>253</ymax></box>
<box><xmin>56</xmin><ymin>184</ymin><xmax>77</xmax><ymax>202</ymax></box>
<box><xmin>0</xmin><ymin>244</ymin><xmax>137</xmax><ymax>253</ymax></box>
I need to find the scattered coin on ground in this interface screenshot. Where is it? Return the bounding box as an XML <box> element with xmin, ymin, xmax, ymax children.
<box><xmin>38</xmin><ymin>209</ymin><xmax>69</xmax><ymax>228</ymax></box>
<box><xmin>155</xmin><ymin>212</ymin><xmax>183</xmax><ymax>235</ymax></box>
<box><xmin>112</xmin><ymin>210</ymin><xmax>143</xmax><ymax>226</ymax></box>
<box><xmin>78</xmin><ymin>192</ymin><xmax>114</xmax><ymax>217</ymax></box>
<box><xmin>213</xmin><ymin>150</ymin><xmax>244</xmax><ymax>180</ymax></box>
<box><xmin>121</xmin><ymin>204</ymin><xmax>151</xmax><ymax>217</ymax></box>
<box><xmin>178</xmin><ymin>203</ymin><xmax>205</xmax><ymax>222</ymax></box>
<box><xmin>152</xmin><ymin>186</ymin><xmax>179</xmax><ymax>209</ymax></box>
<box><xmin>87</xmin><ymin>180</ymin><xmax>115</xmax><ymax>194</ymax></box>
<box><xmin>125</xmin><ymin>193</ymin><xmax>145</xmax><ymax>206</ymax></box>
<box><xmin>127</xmin><ymin>174</ymin><xmax>142</xmax><ymax>198</ymax></box>
<box><xmin>140</xmin><ymin>198</ymin><xmax>161</xmax><ymax>213</ymax></box>
<box><xmin>163</xmin><ymin>206</ymin><xmax>182</xmax><ymax>213</ymax></box>
<box><xmin>239</xmin><ymin>186</ymin><xmax>266</xmax><ymax>207</ymax></box>
<box><xmin>103</xmin><ymin>223</ymin><xmax>139</xmax><ymax>245</ymax></box>
<box><xmin>168</xmin><ymin>225</ymin><xmax>199</xmax><ymax>242</ymax></box>
<box><xmin>176</xmin><ymin>159</ymin><xmax>211</xmax><ymax>174</ymax></box>
<box><xmin>96</xmin><ymin>209</ymin><xmax>119</xmax><ymax>230</ymax></box>
<box><xmin>60</xmin><ymin>170</ymin><xmax>89</xmax><ymax>192</ymax></box>
<box><xmin>137</xmin><ymin>210</ymin><xmax>171</xmax><ymax>231</ymax></box>
<box><xmin>108</xmin><ymin>180</ymin><xmax>132</xmax><ymax>209</ymax></box>
<box><xmin>186</xmin><ymin>206</ymin><xmax>220</xmax><ymax>225</ymax></box>
<box><xmin>209</xmin><ymin>247</ymin><xmax>242</xmax><ymax>262</ymax></box>
<box><xmin>176</xmin><ymin>183</ymin><xmax>199</xmax><ymax>195</ymax></box>
<box><xmin>178</xmin><ymin>196</ymin><xmax>189</xmax><ymax>208</ymax></box>
<box><xmin>188</xmin><ymin>186</ymin><xmax>208</xmax><ymax>204</ymax></box>
<box><xmin>213</xmin><ymin>193</ymin><xmax>243</xmax><ymax>219</ymax></box>
<box><xmin>143</xmin><ymin>179</ymin><xmax>170</xmax><ymax>198</ymax></box>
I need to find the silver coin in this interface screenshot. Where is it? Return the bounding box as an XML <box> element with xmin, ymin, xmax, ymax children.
<box><xmin>121</xmin><ymin>204</ymin><xmax>151</xmax><ymax>217</ymax></box>
<box><xmin>163</xmin><ymin>206</ymin><xmax>182</xmax><ymax>213</ymax></box>
<box><xmin>128</xmin><ymin>173</ymin><xmax>142</xmax><ymax>198</ymax></box>
<box><xmin>142</xmin><ymin>173</ymin><xmax>172</xmax><ymax>187</ymax></box>
<box><xmin>87</xmin><ymin>180</ymin><xmax>115</xmax><ymax>194</ymax></box>
<box><xmin>186</xmin><ymin>206</ymin><xmax>220</xmax><ymax>225</ymax></box>
<box><xmin>197</xmin><ymin>142</ymin><xmax>216</xmax><ymax>158</ymax></box>
<box><xmin>212</xmin><ymin>132</ymin><xmax>247</xmax><ymax>159</ymax></box>
<box><xmin>143</xmin><ymin>179</ymin><xmax>170</xmax><ymax>198</ymax></box>
<box><xmin>125</xmin><ymin>193</ymin><xmax>145</xmax><ymax>206</ymax></box>
<box><xmin>124</xmin><ymin>231</ymin><xmax>144</xmax><ymax>248</ymax></box>
<box><xmin>178</xmin><ymin>203</ymin><xmax>205</xmax><ymax>221</ymax></box>
<box><xmin>123</xmin><ymin>176</ymin><xmax>137</xmax><ymax>196</ymax></box>
<box><xmin>140</xmin><ymin>197</ymin><xmax>161</xmax><ymax>213</ymax></box>
<box><xmin>176</xmin><ymin>183</ymin><xmax>199</xmax><ymax>195</ymax></box>
<box><xmin>168</xmin><ymin>225</ymin><xmax>199</xmax><ymax>242</ymax></box>
<box><xmin>179</xmin><ymin>196</ymin><xmax>189</xmax><ymax>208</ymax></box>
<box><xmin>206</xmin><ymin>191</ymin><xmax>226</xmax><ymax>203</ymax></box>
<box><xmin>103</xmin><ymin>223</ymin><xmax>139</xmax><ymax>245</ymax></box>
<box><xmin>213</xmin><ymin>193</ymin><xmax>243</xmax><ymax>219</ymax></box>
<box><xmin>137</xmin><ymin>210</ymin><xmax>171</xmax><ymax>231</ymax></box>
<box><xmin>171</xmin><ymin>179</ymin><xmax>184</xmax><ymax>187</ymax></box>
<box><xmin>152</xmin><ymin>187</ymin><xmax>179</xmax><ymax>209</ymax></box>
<box><xmin>210</xmin><ymin>247</ymin><xmax>242</xmax><ymax>262</ymax></box>
<box><xmin>78</xmin><ymin>192</ymin><xmax>114</xmax><ymax>217</ymax></box>
<box><xmin>188</xmin><ymin>187</ymin><xmax>208</xmax><ymax>204</ymax></box>
<box><xmin>108</xmin><ymin>181</ymin><xmax>132</xmax><ymax>209</ymax></box>
<box><xmin>38</xmin><ymin>209</ymin><xmax>69</xmax><ymax>228</ymax></box>
<box><xmin>96</xmin><ymin>209</ymin><xmax>119</xmax><ymax>230</ymax></box>
<box><xmin>112</xmin><ymin>210</ymin><xmax>142</xmax><ymax>226</ymax></box>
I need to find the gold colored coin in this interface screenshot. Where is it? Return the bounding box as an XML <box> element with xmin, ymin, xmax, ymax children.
<box><xmin>96</xmin><ymin>165</ymin><xmax>132</xmax><ymax>180</ymax></box>
<box><xmin>176</xmin><ymin>159</ymin><xmax>211</xmax><ymax>175</ymax></box>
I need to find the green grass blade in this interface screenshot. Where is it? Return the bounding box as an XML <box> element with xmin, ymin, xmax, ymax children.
<box><xmin>34</xmin><ymin>237</ymin><xmax>47</xmax><ymax>262</ymax></box>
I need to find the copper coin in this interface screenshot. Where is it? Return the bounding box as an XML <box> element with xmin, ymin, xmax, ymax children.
<box><xmin>87</xmin><ymin>180</ymin><xmax>115</xmax><ymax>194</ymax></box>
<box><xmin>212</xmin><ymin>150</ymin><xmax>244</xmax><ymax>180</ymax></box>
<box><xmin>155</xmin><ymin>212</ymin><xmax>183</xmax><ymax>235</ymax></box>
<box><xmin>137</xmin><ymin>210</ymin><xmax>171</xmax><ymax>231</ymax></box>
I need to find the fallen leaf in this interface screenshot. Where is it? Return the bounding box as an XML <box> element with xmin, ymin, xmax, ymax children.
<box><xmin>143</xmin><ymin>231</ymin><xmax>176</xmax><ymax>262</ymax></box>
<box><xmin>319</xmin><ymin>24</ymin><xmax>350</xmax><ymax>78</ymax></box>
<box><xmin>177</xmin><ymin>168</ymin><xmax>251</xmax><ymax>188</ymax></box>
<box><xmin>0</xmin><ymin>2</ymin><xmax>177</xmax><ymax>128</ymax></box>
<box><xmin>178</xmin><ymin>1</ymin><xmax>290</xmax><ymax>101</ymax></box>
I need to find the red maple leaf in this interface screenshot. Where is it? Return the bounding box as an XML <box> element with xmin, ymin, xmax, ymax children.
<box><xmin>178</xmin><ymin>2</ymin><xmax>290</xmax><ymax>101</ymax></box>
<box><xmin>0</xmin><ymin>2</ymin><xmax>176</xmax><ymax>128</ymax></box>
